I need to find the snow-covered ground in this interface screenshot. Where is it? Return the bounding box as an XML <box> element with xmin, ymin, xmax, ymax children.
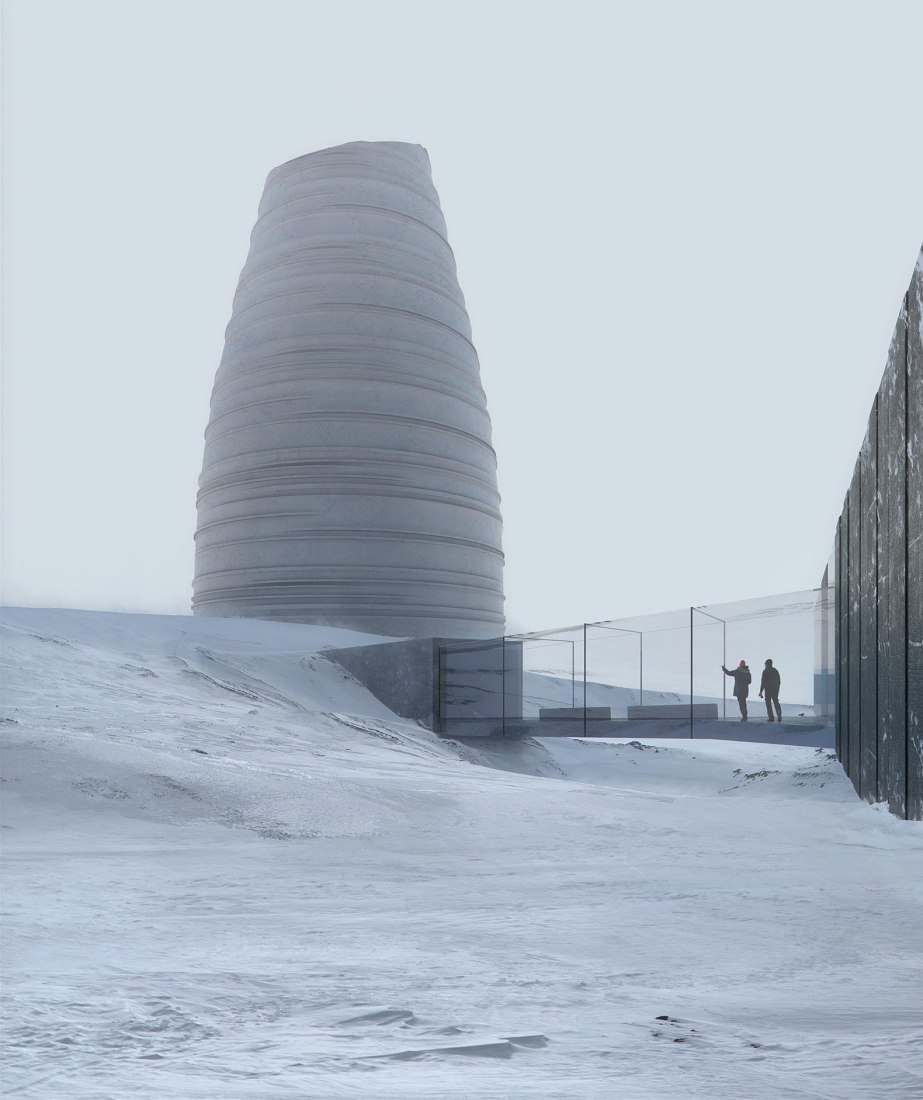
<box><xmin>2</xmin><ymin>608</ymin><xmax>921</xmax><ymax>1099</ymax></box>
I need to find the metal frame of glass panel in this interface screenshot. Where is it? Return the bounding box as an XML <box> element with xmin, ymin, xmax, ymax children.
<box><xmin>438</xmin><ymin>587</ymin><xmax>834</xmax><ymax>740</ymax></box>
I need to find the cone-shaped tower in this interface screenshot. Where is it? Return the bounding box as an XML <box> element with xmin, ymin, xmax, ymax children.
<box><xmin>193</xmin><ymin>142</ymin><xmax>504</xmax><ymax>637</ymax></box>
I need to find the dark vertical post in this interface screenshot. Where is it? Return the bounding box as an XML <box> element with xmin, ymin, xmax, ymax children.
<box><xmin>905</xmin><ymin>308</ymin><xmax>912</xmax><ymax>821</ymax></box>
<box><xmin>501</xmin><ymin>633</ymin><xmax>506</xmax><ymax>737</ymax></box>
<box><xmin>639</xmin><ymin>632</ymin><xmax>644</xmax><ymax>708</ymax></box>
<box><xmin>837</xmin><ymin>511</ymin><xmax>849</xmax><ymax>774</ymax></box>
<box><xmin>690</xmin><ymin>607</ymin><xmax>694</xmax><ymax>739</ymax></box>
<box><xmin>859</xmin><ymin>402</ymin><xmax>879</xmax><ymax>802</ymax></box>
<box><xmin>848</xmin><ymin>465</ymin><xmax>862</xmax><ymax>797</ymax></box>
<box><xmin>834</xmin><ymin>537</ymin><xmax>840</xmax><ymax>757</ymax></box>
<box><xmin>583</xmin><ymin>623</ymin><xmax>588</xmax><ymax>739</ymax></box>
<box><xmin>906</xmin><ymin>271</ymin><xmax>922</xmax><ymax>821</ymax></box>
<box><xmin>432</xmin><ymin>639</ymin><xmax>441</xmax><ymax>733</ymax></box>
<box><xmin>722</xmin><ymin>619</ymin><xmax>727</xmax><ymax>719</ymax></box>
<box><xmin>437</xmin><ymin>643</ymin><xmax>446</xmax><ymax>733</ymax></box>
<box><xmin>878</xmin><ymin>305</ymin><xmax>908</xmax><ymax>815</ymax></box>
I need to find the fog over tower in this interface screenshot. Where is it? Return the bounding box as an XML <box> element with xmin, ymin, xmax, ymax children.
<box><xmin>193</xmin><ymin>142</ymin><xmax>505</xmax><ymax>637</ymax></box>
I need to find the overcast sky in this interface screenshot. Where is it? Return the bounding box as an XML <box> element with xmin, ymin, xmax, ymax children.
<box><xmin>3</xmin><ymin>0</ymin><xmax>922</xmax><ymax>633</ymax></box>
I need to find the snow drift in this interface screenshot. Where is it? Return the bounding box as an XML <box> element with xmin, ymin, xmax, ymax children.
<box><xmin>2</xmin><ymin>608</ymin><xmax>921</xmax><ymax>1098</ymax></box>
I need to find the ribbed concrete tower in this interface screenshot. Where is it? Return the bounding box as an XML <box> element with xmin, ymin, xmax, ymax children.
<box><xmin>193</xmin><ymin>141</ymin><xmax>504</xmax><ymax>638</ymax></box>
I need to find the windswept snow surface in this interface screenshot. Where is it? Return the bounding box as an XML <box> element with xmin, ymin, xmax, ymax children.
<box><xmin>2</xmin><ymin>608</ymin><xmax>921</xmax><ymax>1099</ymax></box>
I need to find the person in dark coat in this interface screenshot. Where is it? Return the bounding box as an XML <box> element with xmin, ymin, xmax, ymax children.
<box><xmin>721</xmin><ymin>660</ymin><xmax>752</xmax><ymax>720</ymax></box>
<box><xmin>759</xmin><ymin>659</ymin><xmax>782</xmax><ymax>722</ymax></box>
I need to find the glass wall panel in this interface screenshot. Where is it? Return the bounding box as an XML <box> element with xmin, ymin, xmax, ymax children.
<box><xmin>586</xmin><ymin>609</ymin><xmax>697</xmax><ymax>734</ymax></box>
<box><xmin>693</xmin><ymin>590</ymin><xmax>820</xmax><ymax>722</ymax></box>
<box><xmin>584</xmin><ymin>623</ymin><xmax>642</xmax><ymax>716</ymax></box>
<box><xmin>815</xmin><ymin>559</ymin><xmax>836</xmax><ymax>721</ymax></box>
<box><xmin>514</xmin><ymin>625</ymin><xmax>585</xmax><ymax>723</ymax></box>
<box><xmin>437</xmin><ymin>587</ymin><xmax>834</xmax><ymax>741</ymax></box>
<box><xmin>691</xmin><ymin>607</ymin><xmax>727</xmax><ymax>718</ymax></box>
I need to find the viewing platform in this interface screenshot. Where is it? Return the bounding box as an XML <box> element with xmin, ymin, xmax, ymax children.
<box><xmin>445</xmin><ymin>713</ymin><xmax>834</xmax><ymax>747</ymax></box>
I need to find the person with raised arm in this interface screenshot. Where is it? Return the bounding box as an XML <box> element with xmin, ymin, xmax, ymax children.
<box><xmin>721</xmin><ymin>659</ymin><xmax>752</xmax><ymax>721</ymax></box>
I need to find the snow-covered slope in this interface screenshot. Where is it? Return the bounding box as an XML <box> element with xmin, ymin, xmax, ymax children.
<box><xmin>2</xmin><ymin>608</ymin><xmax>921</xmax><ymax>1098</ymax></box>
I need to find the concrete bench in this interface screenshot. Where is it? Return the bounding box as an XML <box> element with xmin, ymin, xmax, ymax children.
<box><xmin>540</xmin><ymin>707</ymin><xmax>611</xmax><ymax>720</ymax></box>
<box><xmin>626</xmin><ymin>703</ymin><xmax>719</xmax><ymax>720</ymax></box>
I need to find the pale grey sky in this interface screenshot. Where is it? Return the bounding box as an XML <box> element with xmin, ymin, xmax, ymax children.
<box><xmin>3</xmin><ymin>0</ymin><xmax>921</xmax><ymax>633</ymax></box>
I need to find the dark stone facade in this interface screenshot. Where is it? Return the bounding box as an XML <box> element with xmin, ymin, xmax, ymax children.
<box><xmin>835</xmin><ymin>247</ymin><xmax>922</xmax><ymax>820</ymax></box>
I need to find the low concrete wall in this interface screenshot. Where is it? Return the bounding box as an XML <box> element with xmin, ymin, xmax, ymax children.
<box><xmin>325</xmin><ymin>636</ymin><xmax>525</xmax><ymax>730</ymax></box>
<box><xmin>324</xmin><ymin>638</ymin><xmax>442</xmax><ymax>727</ymax></box>
<box><xmin>439</xmin><ymin>638</ymin><xmax>523</xmax><ymax>727</ymax></box>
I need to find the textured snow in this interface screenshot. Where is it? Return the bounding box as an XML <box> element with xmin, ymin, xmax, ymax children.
<box><xmin>2</xmin><ymin>608</ymin><xmax>922</xmax><ymax>1098</ymax></box>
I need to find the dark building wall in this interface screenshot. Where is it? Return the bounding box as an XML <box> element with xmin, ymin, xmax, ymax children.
<box><xmin>835</xmin><ymin>248</ymin><xmax>922</xmax><ymax>820</ymax></box>
<box><xmin>907</xmin><ymin>259</ymin><xmax>923</xmax><ymax>820</ymax></box>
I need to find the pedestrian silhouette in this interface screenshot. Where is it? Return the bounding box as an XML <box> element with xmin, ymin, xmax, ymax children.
<box><xmin>721</xmin><ymin>660</ymin><xmax>752</xmax><ymax>721</ymax></box>
<box><xmin>759</xmin><ymin>659</ymin><xmax>782</xmax><ymax>723</ymax></box>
